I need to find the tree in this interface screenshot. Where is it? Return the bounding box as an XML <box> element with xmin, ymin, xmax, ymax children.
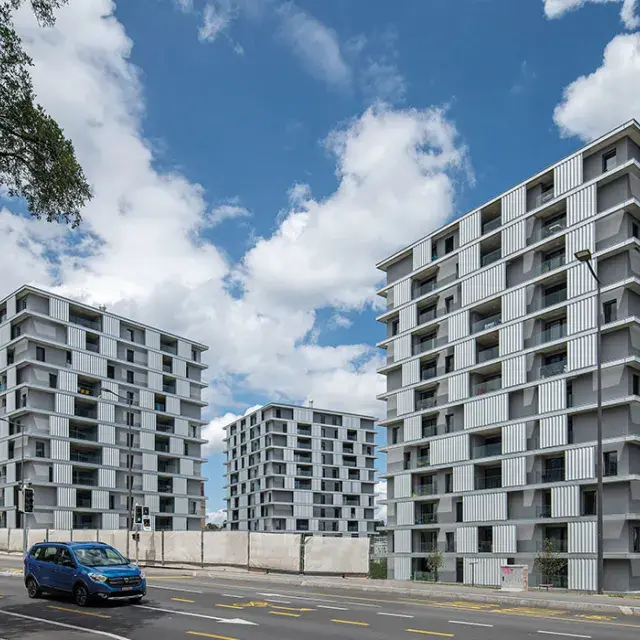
<box><xmin>0</xmin><ymin>0</ymin><xmax>91</xmax><ymax>227</ymax></box>
<box><xmin>534</xmin><ymin>538</ymin><xmax>568</xmax><ymax>586</ymax></box>
<box><xmin>426</xmin><ymin>547</ymin><xmax>444</xmax><ymax>582</ymax></box>
<box><xmin>205</xmin><ymin>522</ymin><xmax>222</xmax><ymax>531</ymax></box>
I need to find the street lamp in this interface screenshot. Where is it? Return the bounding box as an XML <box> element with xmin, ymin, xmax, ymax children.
<box><xmin>574</xmin><ymin>249</ymin><xmax>604</xmax><ymax>594</ymax></box>
<box><xmin>99</xmin><ymin>386</ymin><xmax>134</xmax><ymax>557</ymax></box>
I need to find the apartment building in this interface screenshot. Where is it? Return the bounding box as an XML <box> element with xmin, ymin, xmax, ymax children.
<box><xmin>0</xmin><ymin>285</ymin><xmax>208</xmax><ymax>531</ymax></box>
<box><xmin>377</xmin><ymin>120</ymin><xmax>640</xmax><ymax>592</ymax></box>
<box><xmin>224</xmin><ymin>403</ymin><xmax>377</xmax><ymax>536</ymax></box>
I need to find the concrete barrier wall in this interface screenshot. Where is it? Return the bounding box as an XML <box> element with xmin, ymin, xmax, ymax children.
<box><xmin>164</xmin><ymin>531</ymin><xmax>201</xmax><ymax>564</ymax></box>
<box><xmin>250</xmin><ymin>532</ymin><xmax>300</xmax><ymax>572</ymax></box>
<box><xmin>304</xmin><ymin>535</ymin><xmax>369</xmax><ymax>575</ymax></box>
<box><xmin>203</xmin><ymin>531</ymin><xmax>247</xmax><ymax>566</ymax></box>
<box><xmin>137</xmin><ymin>531</ymin><xmax>161</xmax><ymax>564</ymax></box>
<box><xmin>0</xmin><ymin>529</ymin><xmax>8</xmax><ymax>552</ymax></box>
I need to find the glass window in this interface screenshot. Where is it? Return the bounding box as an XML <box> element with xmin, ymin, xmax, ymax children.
<box><xmin>36</xmin><ymin>346</ymin><xmax>45</xmax><ymax>362</ymax></box>
<box><xmin>603</xmin><ymin>149</ymin><xmax>617</xmax><ymax>172</ymax></box>
<box><xmin>74</xmin><ymin>546</ymin><xmax>128</xmax><ymax>567</ymax></box>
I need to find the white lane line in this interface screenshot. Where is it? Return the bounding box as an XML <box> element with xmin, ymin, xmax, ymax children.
<box><xmin>377</xmin><ymin>612</ymin><xmax>414</xmax><ymax>619</ymax></box>
<box><xmin>221</xmin><ymin>593</ymin><xmax>245</xmax><ymax>598</ymax></box>
<box><xmin>347</xmin><ymin>602</ymin><xmax>381</xmax><ymax>608</ymax></box>
<box><xmin>537</xmin><ymin>632</ymin><xmax>591</xmax><ymax>639</ymax></box>
<box><xmin>134</xmin><ymin>605</ymin><xmax>257</xmax><ymax>626</ymax></box>
<box><xmin>148</xmin><ymin>584</ymin><xmax>203</xmax><ymax>594</ymax></box>
<box><xmin>317</xmin><ymin>605</ymin><xmax>349</xmax><ymax>611</ymax></box>
<box><xmin>258</xmin><ymin>591</ymin><xmax>381</xmax><ymax>608</ymax></box>
<box><xmin>449</xmin><ymin>620</ymin><xmax>494</xmax><ymax>628</ymax></box>
<box><xmin>263</xmin><ymin>599</ymin><xmax>292</xmax><ymax>604</ymax></box>
<box><xmin>0</xmin><ymin>610</ymin><xmax>131</xmax><ymax>640</ymax></box>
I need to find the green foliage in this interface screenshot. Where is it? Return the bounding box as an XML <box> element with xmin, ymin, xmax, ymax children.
<box><xmin>0</xmin><ymin>0</ymin><xmax>91</xmax><ymax>226</ymax></box>
<box><xmin>534</xmin><ymin>538</ymin><xmax>568</xmax><ymax>583</ymax></box>
<box><xmin>369</xmin><ymin>559</ymin><xmax>387</xmax><ymax>580</ymax></box>
<box><xmin>426</xmin><ymin>547</ymin><xmax>444</xmax><ymax>581</ymax></box>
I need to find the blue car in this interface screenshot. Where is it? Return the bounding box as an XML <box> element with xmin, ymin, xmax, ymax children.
<box><xmin>24</xmin><ymin>541</ymin><xmax>146</xmax><ymax>606</ymax></box>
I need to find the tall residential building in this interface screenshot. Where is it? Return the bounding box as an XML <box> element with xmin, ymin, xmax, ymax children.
<box><xmin>224</xmin><ymin>403</ymin><xmax>377</xmax><ymax>536</ymax></box>
<box><xmin>0</xmin><ymin>285</ymin><xmax>208</xmax><ymax>531</ymax></box>
<box><xmin>377</xmin><ymin>120</ymin><xmax>640</xmax><ymax>592</ymax></box>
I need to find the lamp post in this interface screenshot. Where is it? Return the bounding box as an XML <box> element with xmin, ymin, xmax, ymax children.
<box><xmin>574</xmin><ymin>249</ymin><xmax>604</xmax><ymax>594</ymax></box>
<box><xmin>99</xmin><ymin>386</ymin><xmax>134</xmax><ymax>557</ymax></box>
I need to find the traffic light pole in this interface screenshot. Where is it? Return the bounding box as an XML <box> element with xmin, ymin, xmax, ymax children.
<box><xmin>21</xmin><ymin>421</ymin><xmax>27</xmax><ymax>556</ymax></box>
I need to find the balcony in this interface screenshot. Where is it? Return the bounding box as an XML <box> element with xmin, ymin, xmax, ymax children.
<box><xmin>415</xmin><ymin>512</ymin><xmax>437</xmax><ymax>525</ymax></box>
<box><xmin>162</xmin><ymin>384</ymin><xmax>176</xmax><ymax>394</ymax></box>
<box><xmin>541</xmin><ymin>468</ymin><xmax>565</xmax><ymax>483</ymax></box>
<box><xmin>481</xmin><ymin>248</ymin><xmax>501</xmax><ymax>267</ymax></box>
<box><xmin>416</xmin><ymin>455</ymin><xmax>430</xmax><ymax>468</ymax></box>
<box><xmin>537</xmin><ymin>505</ymin><xmax>552</xmax><ymax>518</ymax></box>
<box><xmin>416</xmin><ymin>395</ymin><xmax>437</xmax><ymax>411</ymax></box>
<box><xmin>541</xmin><ymin>322</ymin><xmax>567</xmax><ymax>344</ymax></box>
<box><xmin>422</xmin><ymin>423</ymin><xmax>437</xmax><ymax>439</ymax></box>
<box><xmin>77</xmin><ymin>385</ymin><xmax>98</xmax><ymax>397</ymax></box>
<box><xmin>478</xmin><ymin>540</ymin><xmax>493</xmax><ymax>553</ymax></box>
<box><xmin>415</xmin><ymin>483</ymin><xmax>438</xmax><ymax>496</ymax></box>
<box><xmin>420</xmin><ymin>366</ymin><xmax>438</xmax><ymax>381</ymax></box>
<box><xmin>413</xmin><ymin>336</ymin><xmax>446</xmax><ymax>356</ymax></box>
<box><xmin>160</xmin><ymin>342</ymin><xmax>178</xmax><ymax>355</ymax></box>
<box><xmin>472</xmin><ymin>313</ymin><xmax>501</xmax><ymax>334</ymax></box>
<box><xmin>540</xmin><ymin>359</ymin><xmax>567</xmax><ymax>379</ymax></box>
<box><xmin>413</xmin><ymin>279</ymin><xmax>437</xmax><ymax>299</ymax></box>
<box><xmin>418</xmin><ymin>307</ymin><xmax>437</xmax><ymax>325</ymax></box>
<box><xmin>69</xmin><ymin>314</ymin><xmax>101</xmax><ymax>331</ymax></box>
<box><xmin>473</xmin><ymin>377</ymin><xmax>502</xmax><ymax>395</ymax></box>
<box><xmin>476</xmin><ymin>475</ymin><xmax>502</xmax><ymax>490</ymax></box>
<box><xmin>296</xmin><ymin>467</ymin><xmax>313</xmax><ymax>476</ymax></box>
<box><xmin>155</xmin><ymin>441</ymin><xmax>170</xmax><ymax>453</ymax></box>
<box><xmin>70</xmin><ymin>449</ymin><xmax>101</xmax><ymax>464</ymax></box>
<box><xmin>416</xmin><ymin>541</ymin><xmax>439</xmax><ymax>553</ymax></box>
<box><xmin>536</xmin><ymin>539</ymin><xmax>568</xmax><ymax>553</ymax></box>
<box><xmin>72</xmin><ymin>472</ymin><xmax>97</xmax><ymax>487</ymax></box>
<box><xmin>74</xmin><ymin>405</ymin><xmax>97</xmax><ymax>420</ymax></box>
<box><xmin>482</xmin><ymin>217</ymin><xmax>501</xmax><ymax>235</ymax></box>
<box><xmin>155</xmin><ymin>403</ymin><xmax>166</xmax><ymax>412</ymax></box>
<box><xmin>541</xmin><ymin>218</ymin><xmax>566</xmax><ymax>239</ymax></box>
<box><xmin>535</xmin><ymin>254</ymin><xmax>565</xmax><ymax>276</ymax></box>
<box><xmin>477</xmin><ymin>345</ymin><xmax>499</xmax><ymax>363</ymax></box>
<box><xmin>473</xmin><ymin>442</ymin><xmax>502</xmax><ymax>459</ymax></box>
<box><xmin>69</xmin><ymin>427</ymin><xmax>97</xmax><ymax>442</ymax></box>
<box><xmin>158</xmin><ymin>482</ymin><xmax>173</xmax><ymax>493</ymax></box>
<box><xmin>543</xmin><ymin>288</ymin><xmax>567</xmax><ymax>308</ymax></box>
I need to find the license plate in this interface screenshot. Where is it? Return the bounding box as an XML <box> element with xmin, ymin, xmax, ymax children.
<box><xmin>121</xmin><ymin>586</ymin><xmax>133</xmax><ymax>591</ymax></box>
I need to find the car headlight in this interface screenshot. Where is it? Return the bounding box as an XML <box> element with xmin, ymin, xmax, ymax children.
<box><xmin>87</xmin><ymin>573</ymin><xmax>108</xmax><ymax>583</ymax></box>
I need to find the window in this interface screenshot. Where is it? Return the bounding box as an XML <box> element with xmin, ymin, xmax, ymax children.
<box><xmin>49</xmin><ymin>373</ymin><xmax>57</xmax><ymax>389</ymax></box>
<box><xmin>583</xmin><ymin>490</ymin><xmax>596</xmax><ymax>516</ymax></box>
<box><xmin>184</xmin><ymin>441</ymin><xmax>189</xmax><ymax>456</ymax></box>
<box><xmin>567</xmin><ymin>415</ymin><xmax>573</xmax><ymax>444</ymax></box>
<box><xmin>445</xmin><ymin>472</ymin><xmax>453</xmax><ymax>493</ymax></box>
<box><xmin>35</xmin><ymin>441</ymin><xmax>45</xmax><ymax>458</ymax></box>
<box><xmin>16</xmin><ymin>297</ymin><xmax>27</xmax><ymax>311</ymax></box>
<box><xmin>445</xmin><ymin>296</ymin><xmax>454</xmax><ymax>313</ymax></box>
<box><xmin>603</xmin><ymin>300</ymin><xmax>617</xmax><ymax>324</ymax></box>
<box><xmin>126</xmin><ymin>370</ymin><xmax>134</xmax><ymax>384</ymax></box>
<box><xmin>66</xmin><ymin>351</ymin><xmax>72</xmax><ymax>365</ymax></box>
<box><xmin>126</xmin><ymin>391</ymin><xmax>134</xmax><ymax>404</ymax></box>
<box><xmin>604</xmin><ymin>451</ymin><xmax>618</xmax><ymax>477</ymax></box>
<box><xmin>109</xmin><ymin>495</ymin><xmax>115</xmax><ymax>510</ymax></box>
<box><xmin>126</xmin><ymin>349</ymin><xmax>134</xmax><ymax>363</ymax></box>
<box><xmin>603</xmin><ymin>149</ymin><xmax>617</xmax><ymax>172</ymax></box>
<box><xmin>11</xmin><ymin>325</ymin><xmax>21</xmax><ymax>339</ymax></box>
<box><xmin>391</xmin><ymin>319</ymin><xmax>399</xmax><ymax>335</ymax></box>
<box><xmin>107</xmin><ymin>365</ymin><xmax>115</xmax><ymax>380</ymax></box>
<box><xmin>126</xmin><ymin>328</ymin><xmax>134</xmax><ymax>341</ymax></box>
<box><xmin>634</xmin><ymin>223</ymin><xmax>640</xmax><ymax>239</ymax></box>
<box><xmin>634</xmin><ymin>526</ymin><xmax>640</xmax><ymax>553</ymax></box>
<box><xmin>445</xmin><ymin>355</ymin><xmax>454</xmax><ymax>373</ymax></box>
<box><xmin>634</xmin><ymin>374</ymin><xmax>640</xmax><ymax>396</ymax></box>
<box><xmin>126</xmin><ymin>412</ymin><xmax>134</xmax><ymax>427</ymax></box>
<box><xmin>446</xmin><ymin>532</ymin><xmax>455</xmax><ymax>553</ymax></box>
<box><xmin>444</xmin><ymin>236</ymin><xmax>454</xmax><ymax>254</ymax></box>
<box><xmin>8</xmin><ymin>441</ymin><xmax>14</xmax><ymax>459</ymax></box>
<box><xmin>35</xmin><ymin>346</ymin><xmax>45</xmax><ymax>362</ymax></box>
<box><xmin>126</xmin><ymin>433</ymin><xmax>134</xmax><ymax>448</ymax></box>
<box><xmin>191</xmin><ymin>347</ymin><xmax>198</xmax><ymax>361</ymax></box>
<box><xmin>48</xmin><ymin>466</ymin><xmax>53</xmax><ymax>482</ymax></box>
<box><xmin>7</xmin><ymin>349</ymin><xmax>14</xmax><ymax>365</ymax></box>
<box><xmin>392</xmin><ymin>427</ymin><xmax>399</xmax><ymax>444</ymax></box>
<box><xmin>455</xmin><ymin>500</ymin><xmax>463</xmax><ymax>522</ymax></box>
<box><xmin>445</xmin><ymin>414</ymin><xmax>453</xmax><ymax>433</ymax></box>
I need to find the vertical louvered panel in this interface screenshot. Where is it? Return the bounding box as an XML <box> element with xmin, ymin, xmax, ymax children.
<box><xmin>55</xmin><ymin>393</ymin><xmax>74</xmax><ymax>416</ymax></box>
<box><xmin>98</xmin><ymin>423</ymin><xmax>116</xmax><ymax>445</ymax></box>
<box><xmin>453</xmin><ymin>464</ymin><xmax>474</xmax><ymax>492</ymax></box>
<box><xmin>145</xmin><ymin>494</ymin><xmax>159</xmax><ymax>513</ymax></box>
<box><xmin>565</xmin><ymin>223</ymin><xmax>595</xmax><ymax>264</ymax></box>
<box><xmin>554</xmin><ymin>154</ymin><xmax>583</xmax><ymax>197</ymax></box>
<box><xmin>502</xmin><ymin>186</ymin><xmax>526</xmax><ymax>222</ymax></box>
<box><xmin>170</xmin><ymin>436</ymin><xmax>182</xmax><ymax>455</ymax></box>
<box><xmin>394</xmin><ymin>529</ymin><xmax>411</xmax><ymax>553</ymax></box>
<box><xmin>399</xmin><ymin>305</ymin><xmax>416</xmax><ymax>332</ymax></box>
<box><xmin>567</xmin><ymin>184</ymin><xmax>596</xmax><ymax>226</ymax></box>
<box><xmin>499</xmin><ymin>323</ymin><xmax>523</xmax><ymax>356</ymax></box>
<box><xmin>67</xmin><ymin>326</ymin><xmax>86</xmax><ymax>348</ymax></box>
<box><xmin>180</xmin><ymin>458</ymin><xmax>194</xmax><ymax>476</ymax></box>
<box><xmin>142</xmin><ymin>453</ymin><xmax>157</xmax><ymax>472</ymax></box>
<box><xmin>502</xmin><ymin>423</ymin><xmax>526</xmax><ymax>454</ymax></box>
<box><xmin>403</xmin><ymin>416</ymin><xmax>421</xmax><ymax>442</ymax></box>
<box><xmin>102</xmin><ymin>447</ymin><xmax>119</xmax><ymax>467</ymax></box>
<box><xmin>460</xmin><ymin>210</ymin><xmax>481</xmax><ymax>246</ymax></box>
<box><xmin>148</xmin><ymin>350</ymin><xmax>163</xmax><ymax>371</ymax></box>
<box><xmin>139</xmin><ymin>390</ymin><xmax>154</xmax><ymax>409</ymax></box>
<box><xmin>540</xmin><ymin>415</ymin><xmax>567</xmax><ymax>448</ymax></box>
<box><xmin>396</xmin><ymin>390</ymin><xmax>414</xmax><ymax>416</ymax></box>
<box><xmin>568</xmin><ymin>263</ymin><xmax>597</xmax><ymax>299</ymax></box>
<box><xmin>166</xmin><ymin>396</ymin><xmax>180</xmax><ymax>415</ymax></box>
<box><xmin>412</xmin><ymin>238</ymin><xmax>432</xmax><ymax>270</ymax></box>
<box><xmin>92</xmin><ymin>490</ymin><xmax>109</xmax><ymax>510</ymax></box>
<box><xmin>174</xmin><ymin>358</ymin><xmax>186</xmax><ymax>378</ymax></box>
<box><xmin>72</xmin><ymin>351</ymin><xmax>107</xmax><ymax>377</ymax></box>
<box><xmin>463</xmin><ymin>492</ymin><xmax>507</xmax><ymax>522</ymax></box>
<box><xmin>449</xmin><ymin>372</ymin><xmax>469</xmax><ymax>402</ymax></box>
<box><xmin>461</xmin><ymin>264</ymin><xmax>505</xmax><ymax>307</ymax></box>
<box><xmin>393</xmin><ymin>335</ymin><xmax>412</xmax><ymax>362</ymax></box>
<box><xmin>394</xmin><ymin>280</ymin><xmax>412</xmax><ymax>308</ymax></box>
<box><xmin>455</xmin><ymin>526</ymin><xmax>478</xmax><ymax>553</ymax></box>
<box><xmin>464</xmin><ymin>394</ymin><xmax>508</xmax><ymax>429</ymax></box>
<box><xmin>454</xmin><ymin>338</ymin><xmax>476</xmax><ymax>370</ymax></box>
<box><xmin>99</xmin><ymin>336</ymin><xmax>118</xmax><ymax>358</ymax></box>
<box><xmin>5</xmin><ymin>462</ymin><xmax>15</xmax><ymax>484</ymax></box>
<box><xmin>568</xmin><ymin>296</ymin><xmax>596</xmax><ymax>335</ymax></box>
<box><xmin>503</xmin><ymin>355</ymin><xmax>526</xmax><ymax>388</ymax></box>
<box><xmin>566</xmin><ymin>446</ymin><xmax>595</xmax><ymax>480</ymax></box>
<box><xmin>98</xmin><ymin>402</ymin><xmax>115</xmax><ymax>423</ymax></box>
<box><xmin>551</xmin><ymin>485</ymin><xmax>580</xmax><ymax>517</ymax></box>
<box><xmin>102</xmin><ymin>513</ymin><xmax>120</xmax><ymax>530</ymax></box>
<box><xmin>393</xmin><ymin>556</ymin><xmax>412</xmax><ymax>581</ymax></box>
<box><xmin>178</xmin><ymin>340</ymin><xmax>192</xmax><ymax>359</ymax></box>
<box><xmin>502</xmin><ymin>220</ymin><xmax>526</xmax><ymax>256</ymax></box>
<box><xmin>568</xmin><ymin>334</ymin><xmax>596</xmax><ymax>371</ymax></box>
<box><xmin>148</xmin><ymin>371</ymin><xmax>162</xmax><ymax>391</ymax></box>
<box><xmin>459</xmin><ymin>243</ymin><xmax>480</xmax><ymax>277</ymax></box>
<box><xmin>51</xmin><ymin>439</ymin><xmax>70</xmax><ymax>461</ymax></box>
<box><xmin>57</xmin><ymin>487</ymin><xmax>76</xmax><ymax>507</ymax></box>
<box><xmin>145</xmin><ymin>329</ymin><xmax>160</xmax><ymax>350</ymax></box>
<box><xmin>50</xmin><ymin>416</ymin><xmax>69</xmax><ymax>438</ymax></box>
<box><xmin>141</xmin><ymin>412</ymin><xmax>156</xmax><ymax>430</ymax></box>
<box><xmin>176</xmin><ymin>379</ymin><xmax>190</xmax><ymax>398</ymax></box>
<box><xmin>401</xmin><ymin>359</ymin><xmax>420</xmax><ymax>386</ymax></box>
<box><xmin>174</xmin><ymin>418</ymin><xmax>188</xmax><ymax>437</ymax></box>
<box><xmin>139</xmin><ymin>431</ymin><xmax>155</xmax><ymax>451</ymax></box>
<box><xmin>54</xmin><ymin>510</ymin><xmax>73</xmax><ymax>530</ymax></box>
<box><xmin>464</xmin><ymin>557</ymin><xmax>507</xmax><ymax>587</ymax></box>
<box><xmin>98</xmin><ymin>468</ymin><xmax>116</xmax><ymax>488</ymax></box>
<box><xmin>538</xmin><ymin>379</ymin><xmax>566</xmax><ymax>413</ymax></box>
<box><xmin>502</xmin><ymin>457</ymin><xmax>526</xmax><ymax>487</ymax></box>
<box><xmin>53</xmin><ymin>463</ymin><xmax>72</xmax><ymax>484</ymax></box>
<box><xmin>449</xmin><ymin>310</ymin><xmax>469</xmax><ymax>341</ymax></box>
<box><xmin>502</xmin><ymin>287</ymin><xmax>526</xmax><ymax>322</ymax></box>
<box><xmin>430</xmin><ymin>434</ymin><xmax>469</xmax><ymax>465</ymax></box>
<box><xmin>143</xmin><ymin>474</ymin><xmax>157</xmax><ymax>492</ymax></box>
<box><xmin>569</xmin><ymin>558</ymin><xmax>597</xmax><ymax>592</ymax></box>
<box><xmin>569</xmin><ymin>521</ymin><xmax>597</xmax><ymax>554</ymax></box>
<box><xmin>396</xmin><ymin>501</ymin><xmax>414</xmax><ymax>526</ymax></box>
<box><xmin>50</xmin><ymin>297</ymin><xmax>69</xmax><ymax>322</ymax></box>
<box><xmin>493</xmin><ymin>524</ymin><xmax>517</xmax><ymax>553</ymax></box>
<box><xmin>58</xmin><ymin>370</ymin><xmax>77</xmax><ymax>393</ymax></box>
<box><xmin>394</xmin><ymin>473</ymin><xmax>412</xmax><ymax>498</ymax></box>
<box><xmin>102</xmin><ymin>315</ymin><xmax>120</xmax><ymax>337</ymax></box>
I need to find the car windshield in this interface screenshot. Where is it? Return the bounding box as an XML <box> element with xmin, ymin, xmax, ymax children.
<box><xmin>74</xmin><ymin>547</ymin><xmax>128</xmax><ymax>567</ymax></box>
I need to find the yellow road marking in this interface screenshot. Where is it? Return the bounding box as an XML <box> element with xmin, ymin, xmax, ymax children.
<box><xmin>269</xmin><ymin>611</ymin><xmax>300</xmax><ymax>617</ymax></box>
<box><xmin>331</xmin><ymin>619</ymin><xmax>369</xmax><ymax>626</ymax></box>
<box><xmin>186</xmin><ymin>632</ymin><xmax>237</xmax><ymax>640</ymax></box>
<box><xmin>172</xmin><ymin>597</ymin><xmax>196</xmax><ymax>603</ymax></box>
<box><xmin>215</xmin><ymin>604</ymin><xmax>243</xmax><ymax>609</ymax></box>
<box><xmin>235</xmin><ymin>600</ymin><xmax>269</xmax><ymax>608</ymax></box>
<box><xmin>271</xmin><ymin>605</ymin><xmax>314</xmax><ymax>612</ymax></box>
<box><xmin>406</xmin><ymin>630</ymin><xmax>454</xmax><ymax>637</ymax></box>
<box><xmin>47</xmin><ymin>606</ymin><xmax>111</xmax><ymax>619</ymax></box>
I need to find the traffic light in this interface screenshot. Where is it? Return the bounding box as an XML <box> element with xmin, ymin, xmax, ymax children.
<box><xmin>20</xmin><ymin>487</ymin><xmax>35</xmax><ymax>514</ymax></box>
<box><xmin>142</xmin><ymin>506</ymin><xmax>152</xmax><ymax>532</ymax></box>
<box><xmin>134</xmin><ymin>504</ymin><xmax>143</xmax><ymax>526</ymax></box>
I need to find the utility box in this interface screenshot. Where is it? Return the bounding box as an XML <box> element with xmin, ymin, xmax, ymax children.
<box><xmin>500</xmin><ymin>564</ymin><xmax>528</xmax><ymax>592</ymax></box>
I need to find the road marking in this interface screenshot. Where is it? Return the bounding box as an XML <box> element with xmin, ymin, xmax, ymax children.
<box><xmin>318</xmin><ymin>605</ymin><xmax>349</xmax><ymax>611</ymax></box>
<box><xmin>331</xmin><ymin>619</ymin><xmax>369</xmax><ymax>626</ymax></box>
<box><xmin>135</xmin><ymin>605</ymin><xmax>257</xmax><ymax>626</ymax></box>
<box><xmin>271</xmin><ymin>605</ymin><xmax>314</xmax><ymax>612</ymax></box>
<box><xmin>0</xmin><ymin>610</ymin><xmax>131</xmax><ymax>640</ymax></box>
<box><xmin>220</xmin><ymin>593</ymin><xmax>244</xmax><ymax>598</ymax></box>
<box><xmin>537</xmin><ymin>632</ymin><xmax>591</xmax><ymax>639</ymax></box>
<box><xmin>172</xmin><ymin>597</ymin><xmax>196</xmax><ymax>603</ymax></box>
<box><xmin>186</xmin><ymin>633</ymin><xmax>238</xmax><ymax>640</ymax></box>
<box><xmin>48</xmin><ymin>606</ymin><xmax>111</xmax><ymax>619</ymax></box>
<box><xmin>263</xmin><ymin>599</ymin><xmax>292</xmax><ymax>604</ymax></box>
<box><xmin>449</xmin><ymin>620</ymin><xmax>493</xmax><ymax>628</ymax></box>
<box><xmin>269</xmin><ymin>611</ymin><xmax>300</xmax><ymax>618</ymax></box>
<box><xmin>378</xmin><ymin>612</ymin><xmax>415</xmax><ymax>618</ymax></box>
<box><xmin>149</xmin><ymin>584</ymin><xmax>203</xmax><ymax>594</ymax></box>
<box><xmin>215</xmin><ymin>604</ymin><xmax>244</xmax><ymax>609</ymax></box>
<box><xmin>406</xmin><ymin>631</ymin><xmax>454</xmax><ymax>637</ymax></box>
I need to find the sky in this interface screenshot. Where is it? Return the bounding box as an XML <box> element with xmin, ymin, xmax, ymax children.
<box><xmin>2</xmin><ymin>0</ymin><xmax>639</xmax><ymax>523</ymax></box>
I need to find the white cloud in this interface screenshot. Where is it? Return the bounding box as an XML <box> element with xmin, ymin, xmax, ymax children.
<box><xmin>374</xmin><ymin>480</ymin><xmax>387</xmax><ymax>523</ymax></box>
<box><xmin>199</xmin><ymin>0</ymin><xmax>236</xmax><ymax>43</ymax></box>
<box><xmin>208</xmin><ymin>202</ymin><xmax>251</xmax><ymax>226</ymax></box>
<box><xmin>175</xmin><ymin>0</ymin><xmax>194</xmax><ymax>13</ymax></box>
<box><xmin>202</xmin><ymin>405</ymin><xmax>261</xmax><ymax>455</ymax></box>
<box><xmin>553</xmin><ymin>32</ymin><xmax>640</xmax><ymax>140</ymax></box>
<box><xmin>206</xmin><ymin>508</ymin><xmax>227</xmax><ymax>525</ymax></box>
<box><xmin>543</xmin><ymin>0</ymin><xmax>640</xmax><ymax>28</ymax></box>
<box><xmin>275</xmin><ymin>2</ymin><xmax>351</xmax><ymax>88</ymax></box>
<box><xmin>328</xmin><ymin>313</ymin><xmax>352</xmax><ymax>329</ymax></box>
<box><xmin>360</xmin><ymin>59</ymin><xmax>407</xmax><ymax>104</ymax></box>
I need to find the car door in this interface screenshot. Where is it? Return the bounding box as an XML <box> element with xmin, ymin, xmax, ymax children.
<box><xmin>51</xmin><ymin>548</ymin><xmax>76</xmax><ymax>592</ymax></box>
<box><xmin>32</xmin><ymin>545</ymin><xmax>60</xmax><ymax>589</ymax></box>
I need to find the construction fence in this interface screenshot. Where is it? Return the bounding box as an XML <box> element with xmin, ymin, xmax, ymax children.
<box><xmin>0</xmin><ymin>529</ymin><xmax>370</xmax><ymax>576</ymax></box>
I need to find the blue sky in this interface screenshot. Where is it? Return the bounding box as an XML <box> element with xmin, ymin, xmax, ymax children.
<box><xmin>2</xmin><ymin>0</ymin><xmax>639</xmax><ymax>521</ymax></box>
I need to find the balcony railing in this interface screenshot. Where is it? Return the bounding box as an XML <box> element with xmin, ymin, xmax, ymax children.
<box><xmin>536</xmin><ymin>189</ymin><xmax>555</xmax><ymax>208</ymax></box>
<box><xmin>537</xmin><ymin>506</ymin><xmax>552</xmax><ymax>518</ymax></box>
<box><xmin>69</xmin><ymin>428</ymin><xmax>97</xmax><ymax>442</ymax></box>
<box><xmin>413</xmin><ymin>336</ymin><xmax>448</xmax><ymax>355</ymax></box>
<box><xmin>77</xmin><ymin>386</ymin><xmax>98</xmax><ymax>397</ymax></box>
<box><xmin>422</xmin><ymin>424</ymin><xmax>437</xmax><ymax>438</ymax></box>
<box><xmin>543</xmin><ymin>288</ymin><xmax>567</xmax><ymax>308</ymax></box>
<box><xmin>482</xmin><ymin>217</ymin><xmax>501</xmax><ymax>235</ymax></box>
<box><xmin>162</xmin><ymin>385</ymin><xmax>176</xmax><ymax>394</ymax></box>
<box><xmin>473</xmin><ymin>442</ymin><xmax>502</xmax><ymax>459</ymax></box>
<box><xmin>415</xmin><ymin>483</ymin><xmax>438</xmax><ymax>496</ymax></box>
<box><xmin>69</xmin><ymin>315</ymin><xmax>101</xmax><ymax>331</ymax></box>
<box><xmin>158</xmin><ymin>484</ymin><xmax>173</xmax><ymax>493</ymax></box>
<box><xmin>415</xmin><ymin>542</ymin><xmax>439</xmax><ymax>553</ymax></box>
<box><xmin>155</xmin><ymin>403</ymin><xmax>166</xmax><ymax>412</ymax></box>
<box><xmin>478</xmin><ymin>540</ymin><xmax>493</xmax><ymax>553</ymax></box>
<box><xmin>413</xmin><ymin>280</ymin><xmax>437</xmax><ymax>299</ymax></box>
<box><xmin>163</xmin><ymin>363</ymin><xmax>172</xmax><ymax>373</ymax></box>
<box><xmin>76</xmin><ymin>498</ymin><xmax>92</xmax><ymax>509</ymax></box>
<box><xmin>416</xmin><ymin>396</ymin><xmax>437</xmax><ymax>411</ymax></box>
<box><xmin>477</xmin><ymin>345</ymin><xmax>499</xmax><ymax>363</ymax></box>
<box><xmin>472</xmin><ymin>314</ymin><xmax>501</xmax><ymax>334</ymax></box>
<box><xmin>74</xmin><ymin>406</ymin><xmax>97</xmax><ymax>419</ymax></box>
<box><xmin>415</xmin><ymin>513</ymin><xmax>437</xmax><ymax>525</ymax></box>
<box><xmin>160</xmin><ymin>343</ymin><xmax>178</xmax><ymax>355</ymax></box>
<box><xmin>476</xmin><ymin>475</ymin><xmax>502</xmax><ymax>490</ymax></box>
<box><xmin>72</xmin><ymin>450</ymin><xmax>101</xmax><ymax>464</ymax></box>
<box><xmin>541</xmin><ymin>468</ymin><xmax>565</xmax><ymax>483</ymax></box>
<box><xmin>155</xmin><ymin>442</ymin><xmax>170</xmax><ymax>453</ymax></box>
<box><xmin>536</xmin><ymin>539</ymin><xmax>568</xmax><ymax>553</ymax></box>
<box><xmin>473</xmin><ymin>377</ymin><xmax>502</xmax><ymax>395</ymax></box>
<box><xmin>481</xmin><ymin>248</ymin><xmax>501</xmax><ymax>267</ymax></box>
<box><xmin>418</xmin><ymin>308</ymin><xmax>437</xmax><ymax>325</ymax></box>
<box><xmin>421</xmin><ymin>367</ymin><xmax>438</xmax><ymax>381</ymax></box>
<box><xmin>541</xmin><ymin>219</ymin><xmax>566</xmax><ymax>239</ymax></box>
<box><xmin>535</xmin><ymin>254</ymin><xmax>565</xmax><ymax>276</ymax></box>
<box><xmin>540</xmin><ymin>360</ymin><xmax>567</xmax><ymax>379</ymax></box>
<box><xmin>72</xmin><ymin>475</ymin><xmax>97</xmax><ymax>487</ymax></box>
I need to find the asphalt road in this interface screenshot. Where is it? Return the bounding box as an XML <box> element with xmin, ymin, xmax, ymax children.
<box><xmin>1</xmin><ymin>565</ymin><xmax>640</xmax><ymax>640</ymax></box>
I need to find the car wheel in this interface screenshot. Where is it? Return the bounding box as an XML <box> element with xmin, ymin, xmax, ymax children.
<box><xmin>73</xmin><ymin>583</ymin><xmax>90</xmax><ymax>607</ymax></box>
<box><xmin>26</xmin><ymin>577</ymin><xmax>41</xmax><ymax>599</ymax></box>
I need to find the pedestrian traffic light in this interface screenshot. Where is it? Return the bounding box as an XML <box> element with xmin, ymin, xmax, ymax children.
<box><xmin>142</xmin><ymin>505</ymin><xmax>152</xmax><ymax>532</ymax></box>
<box><xmin>22</xmin><ymin>488</ymin><xmax>34</xmax><ymax>514</ymax></box>
<box><xmin>134</xmin><ymin>504</ymin><xmax>143</xmax><ymax>525</ymax></box>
